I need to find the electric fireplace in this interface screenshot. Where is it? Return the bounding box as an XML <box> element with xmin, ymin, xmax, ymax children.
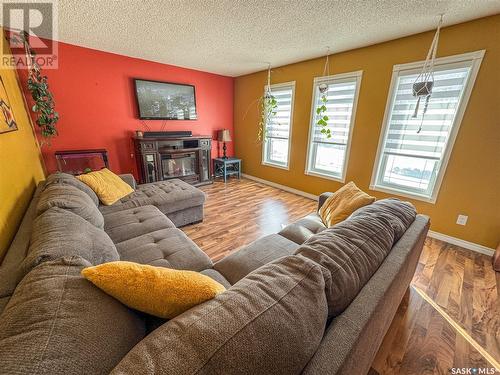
<box><xmin>134</xmin><ymin>134</ymin><xmax>212</xmax><ymax>186</ymax></box>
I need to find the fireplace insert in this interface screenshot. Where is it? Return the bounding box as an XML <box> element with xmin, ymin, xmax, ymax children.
<box><xmin>134</xmin><ymin>135</ymin><xmax>212</xmax><ymax>186</ymax></box>
<box><xmin>161</xmin><ymin>152</ymin><xmax>197</xmax><ymax>179</ymax></box>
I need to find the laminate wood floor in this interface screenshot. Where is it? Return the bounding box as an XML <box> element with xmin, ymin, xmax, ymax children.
<box><xmin>182</xmin><ymin>178</ymin><xmax>499</xmax><ymax>374</ymax></box>
<box><xmin>182</xmin><ymin>178</ymin><xmax>316</xmax><ymax>261</ymax></box>
<box><xmin>371</xmin><ymin>237</ymin><xmax>499</xmax><ymax>375</ymax></box>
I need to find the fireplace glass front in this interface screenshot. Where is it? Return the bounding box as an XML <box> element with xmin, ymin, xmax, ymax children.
<box><xmin>161</xmin><ymin>153</ymin><xmax>197</xmax><ymax>178</ymax></box>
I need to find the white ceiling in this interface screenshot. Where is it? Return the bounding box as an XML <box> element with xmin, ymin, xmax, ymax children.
<box><xmin>51</xmin><ymin>1</ymin><xmax>500</xmax><ymax>76</ymax></box>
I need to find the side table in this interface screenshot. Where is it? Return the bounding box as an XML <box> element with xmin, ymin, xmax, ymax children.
<box><xmin>213</xmin><ymin>157</ymin><xmax>241</xmax><ymax>183</ymax></box>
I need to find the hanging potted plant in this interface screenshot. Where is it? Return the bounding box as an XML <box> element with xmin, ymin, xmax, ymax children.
<box><xmin>257</xmin><ymin>64</ymin><xmax>277</xmax><ymax>141</ymax></box>
<box><xmin>9</xmin><ymin>31</ymin><xmax>59</xmax><ymax>142</ymax></box>
<box><xmin>315</xmin><ymin>50</ymin><xmax>332</xmax><ymax>138</ymax></box>
<box><xmin>411</xmin><ymin>15</ymin><xmax>444</xmax><ymax>133</ymax></box>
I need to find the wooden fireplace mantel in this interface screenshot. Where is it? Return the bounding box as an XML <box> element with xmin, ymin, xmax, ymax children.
<box><xmin>134</xmin><ymin>135</ymin><xmax>213</xmax><ymax>186</ymax></box>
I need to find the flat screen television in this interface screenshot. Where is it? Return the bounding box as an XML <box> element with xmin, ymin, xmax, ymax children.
<box><xmin>134</xmin><ymin>79</ymin><xmax>197</xmax><ymax>120</ymax></box>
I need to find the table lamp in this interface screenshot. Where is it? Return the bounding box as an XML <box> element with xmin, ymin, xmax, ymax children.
<box><xmin>217</xmin><ymin>129</ymin><xmax>231</xmax><ymax>159</ymax></box>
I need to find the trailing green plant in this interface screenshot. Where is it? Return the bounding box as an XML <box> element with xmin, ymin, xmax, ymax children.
<box><xmin>315</xmin><ymin>49</ymin><xmax>332</xmax><ymax>139</ymax></box>
<box><xmin>13</xmin><ymin>31</ymin><xmax>59</xmax><ymax>140</ymax></box>
<box><xmin>316</xmin><ymin>93</ymin><xmax>331</xmax><ymax>138</ymax></box>
<box><xmin>257</xmin><ymin>91</ymin><xmax>277</xmax><ymax>141</ymax></box>
<box><xmin>256</xmin><ymin>63</ymin><xmax>279</xmax><ymax>142</ymax></box>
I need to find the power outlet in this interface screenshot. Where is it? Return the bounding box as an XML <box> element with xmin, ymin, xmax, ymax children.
<box><xmin>456</xmin><ymin>214</ymin><xmax>468</xmax><ymax>226</ymax></box>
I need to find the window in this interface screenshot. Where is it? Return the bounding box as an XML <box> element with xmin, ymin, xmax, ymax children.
<box><xmin>262</xmin><ymin>82</ymin><xmax>295</xmax><ymax>169</ymax></box>
<box><xmin>306</xmin><ymin>71</ymin><xmax>362</xmax><ymax>181</ymax></box>
<box><xmin>371</xmin><ymin>51</ymin><xmax>484</xmax><ymax>202</ymax></box>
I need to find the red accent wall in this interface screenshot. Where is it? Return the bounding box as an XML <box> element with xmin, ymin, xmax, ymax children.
<box><xmin>19</xmin><ymin>41</ymin><xmax>234</xmax><ymax>177</ymax></box>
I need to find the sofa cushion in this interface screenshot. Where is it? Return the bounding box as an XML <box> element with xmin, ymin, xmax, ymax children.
<box><xmin>214</xmin><ymin>234</ymin><xmax>300</xmax><ymax>284</ymax></box>
<box><xmin>37</xmin><ymin>183</ymin><xmax>104</xmax><ymax>229</ymax></box>
<box><xmin>116</xmin><ymin>228</ymin><xmax>212</xmax><ymax>271</ymax></box>
<box><xmin>0</xmin><ymin>263</ymin><xmax>23</xmax><ymax>304</ymax></box>
<box><xmin>0</xmin><ymin>297</ymin><xmax>9</xmax><ymax>313</ymax></box>
<box><xmin>0</xmin><ymin>266</ymin><xmax>26</xmax><ymax>316</ymax></box>
<box><xmin>45</xmin><ymin>172</ymin><xmax>99</xmax><ymax>206</ymax></box>
<box><xmin>295</xmin><ymin>198</ymin><xmax>416</xmax><ymax>317</ymax></box>
<box><xmin>82</xmin><ymin>261</ymin><xmax>225</xmax><ymax>319</ymax></box>
<box><xmin>350</xmin><ymin>198</ymin><xmax>417</xmax><ymax>241</ymax></box>
<box><xmin>279</xmin><ymin>213</ymin><xmax>326</xmax><ymax>244</ymax></box>
<box><xmin>111</xmin><ymin>256</ymin><xmax>328</xmax><ymax>375</ymax></box>
<box><xmin>23</xmin><ymin>207</ymin><xmax>119</xmax><ymax>276</ymax></box>
<box><xmin>103</xmin><ymin>205</ymin><xmax>176</xmax><ymax>244</ymax></box>
<box><xmin>200</xmin><ymin>268</ymin><xmax>232</xmax><ymax>289</ymax></box>
<box><xmin>99</xmin><ymin>179</ymin><xmax>205</xmax><ymax>215</ymax></box>
<box><xmin>2</xmin><ymin>182</ymin><xmax>46</xmax><ymax>268</ymax></box>
<box><xmin>0</xmin><ymin>256</ymin><xmax>146</xmax><ymax>375</ymax></box>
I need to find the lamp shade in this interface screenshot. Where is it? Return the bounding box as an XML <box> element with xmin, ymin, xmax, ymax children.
<box><xmin>217</xmin><ymin>129</ymin><xmax>232</xmax><ymax>142</ymax></box>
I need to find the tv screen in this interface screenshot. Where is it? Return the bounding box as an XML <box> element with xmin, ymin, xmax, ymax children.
<box><xmin>134</xmin><ymin>79</ymin><xmax>197</xmax><ymax>120</ymax></box>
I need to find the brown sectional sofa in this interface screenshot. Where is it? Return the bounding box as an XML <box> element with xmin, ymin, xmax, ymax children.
<box><xmin>0</xmin><ymin>172</ymin><xmax>430</xmax><ymax>374</ymax></box>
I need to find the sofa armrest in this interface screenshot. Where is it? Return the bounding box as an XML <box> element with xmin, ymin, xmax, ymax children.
<box><xmin>119</xmin><ymin>174</ymin><xmax>136</xmax><ymax>190</ymax></box>
<box><xmin>318</xmin><ymin>192</ymin><xmax>333</xmax><ymax>211</ymax></box>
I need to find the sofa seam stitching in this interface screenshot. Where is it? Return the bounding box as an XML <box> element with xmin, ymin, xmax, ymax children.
<box><xmin>30</xmin><ymin>259</ymin><xmax>72</xmax><ymax>375</ymax></box>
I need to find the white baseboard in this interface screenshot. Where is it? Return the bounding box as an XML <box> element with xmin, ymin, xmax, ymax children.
<box><xmin>242</xmin><ymin>173</ymin><xmax>318</xmax><ymax>201</ymax></box>
<box><xmin>242</xmin><ymin>173</ymin><xmax>495</xmax><ymax>257</ymax></box>
<box><xmin>427</xmin><ymin>230</ymin><xmax>495</xmax><ymax>257</ymax></box>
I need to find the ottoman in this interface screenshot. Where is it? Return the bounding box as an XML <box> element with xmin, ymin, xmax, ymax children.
<box><xmin>99</xmin><ymin>177</ymin><xmax>206</xmax><ymax>227</ymax></box>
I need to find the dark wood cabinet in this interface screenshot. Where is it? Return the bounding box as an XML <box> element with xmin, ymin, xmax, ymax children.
<box><xmin>134</xmin><ymin>135</ymin><xmax>213</xmax><ymax>186</ymax></box>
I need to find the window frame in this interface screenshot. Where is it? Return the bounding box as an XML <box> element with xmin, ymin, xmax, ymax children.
<box><xmin>370</xmin><ymin>50</ymin><xmax>485</xmax><ymax>203</ymax></box>
<box><xmin>261</xmin><ymin>81</ymin><xmax>296</xmax><ymax>170</ymax></box>
<box><xmin>305</xmin><ymin>71</ymin><xmax>363</xmax><ymax>182</ymax></box>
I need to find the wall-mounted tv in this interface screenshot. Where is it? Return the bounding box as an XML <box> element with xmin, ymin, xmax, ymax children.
<box><xmin>134</xmin><ymin>79</ymin><xmax>197</xmax><ymax>120</ymax></box>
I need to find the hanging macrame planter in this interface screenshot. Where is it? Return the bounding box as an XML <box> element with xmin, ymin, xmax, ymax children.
<box><xmin>412</xmin><ymin>15</ymin><xmax>444</xmax><ymax>133</ymax></box>
<box><xmin>257</xmin><ymin>64</ymin><xmax>277</xmax><ymax>141</ymax></box>
<box><xmin>316</xmin><ymin>48</ymin><xmax>331</xmax><ymax>138</ymax></box>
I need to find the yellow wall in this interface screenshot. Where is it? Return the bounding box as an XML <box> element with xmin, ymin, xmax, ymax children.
<box><xmin>234</xmin><ymin>15</ymin><xmax>500</xmax><ymax>249</ymax></box>
<box><xmin>0</xmin><ymin>31</ymin><xmax>45</xmax><ymax>260</ymax></box>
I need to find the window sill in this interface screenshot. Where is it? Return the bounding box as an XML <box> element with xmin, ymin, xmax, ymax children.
<box><xmin>261</xmin><ymin>161</ymin><xmax>289</xmax><ymax>171</ymax></box>
<box><xmin>369</xmin><ymin>184</ymin><xmax>437</xmax><ymax>204</ymax></box>
<box><xmin>305</xmin><ymin>170</ymin><xmax>344</xmax><ymax>183</ymax></box>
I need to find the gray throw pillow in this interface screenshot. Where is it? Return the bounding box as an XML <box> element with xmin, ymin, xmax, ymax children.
<box><xmin>296</xmin><ymin>198</ymin><xmax>416</xmax><ymax>317</ymax></box>
<box><xmin>0</xmin><ymin>256</ymin><xmax>146</xmax><ymax>375</ymax></box>
<box><xmin>23</xmin><ymin>207</ymin><xmax>119</xmax><ymax>276</ymax></box>
<box><xmin>37</xmin><ymin>183</ymin><xmax>104</xmax><ymax>229</ymax></box>
<box><xmin>45</xmin><ymin>172</ymin><xmax>99</xmax><ymax>206</ymax></box>
<box><xmin>112</xmin><ymin>255</ymin><xmax>328</xmax><ymax>375</ymax></box>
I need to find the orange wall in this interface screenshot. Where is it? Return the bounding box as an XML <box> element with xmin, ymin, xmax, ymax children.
<box><xmin>234</xmin><ymin>15</ymin><xmax>500</xmax><ymax>249</ymax></box>
<box><xmin>0</xmin><ymin>30</ymin><xmax>45</xmax><ymax>260</ymax></box>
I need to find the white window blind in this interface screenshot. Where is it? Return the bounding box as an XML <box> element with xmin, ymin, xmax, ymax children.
<box><xmin>262</xmin><ymin>82</ymin><xmax>295</xmax><ymax>168</ymax></box>
<box><xmin>371</xmin><ymin>51</ymin><xmax>484</xmax><ymax>202</ymax></box>
<box><xmin>306</xmin><ymin>72</ymin><xmax>361</xmax><ymax>181</ymax></box>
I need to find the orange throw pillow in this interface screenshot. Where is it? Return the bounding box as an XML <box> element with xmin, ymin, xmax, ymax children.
<box><xmin>319</xmin><ymin>182</ymin><xmax>375</xmax><ymax>227</ymax></box>
<box><xmin>76</xmin><ymin>168</ymin><xmax>134</xmax><ymax>206</ymax></box>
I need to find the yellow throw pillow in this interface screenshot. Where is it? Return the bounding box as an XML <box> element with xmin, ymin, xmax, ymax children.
<box><xmin>81</xmin><ymin>261</ymin><xmax>226</xmax><ymax>319</ymax></box>
<box><xmin>319</xmin><ymin>181</ymin><xmax>376</xmax><ymax>227</ymax></box>
<box><xmin>76</xmin><ymin>168</ymin><xmax>134</xmax><ymax>205</ymax></box>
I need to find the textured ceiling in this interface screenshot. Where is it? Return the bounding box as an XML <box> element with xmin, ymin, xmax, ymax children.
<box><xmin>41</xmin><ymin>1</ymin><xmax>500</xmax><ymax>76</ymax></box>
